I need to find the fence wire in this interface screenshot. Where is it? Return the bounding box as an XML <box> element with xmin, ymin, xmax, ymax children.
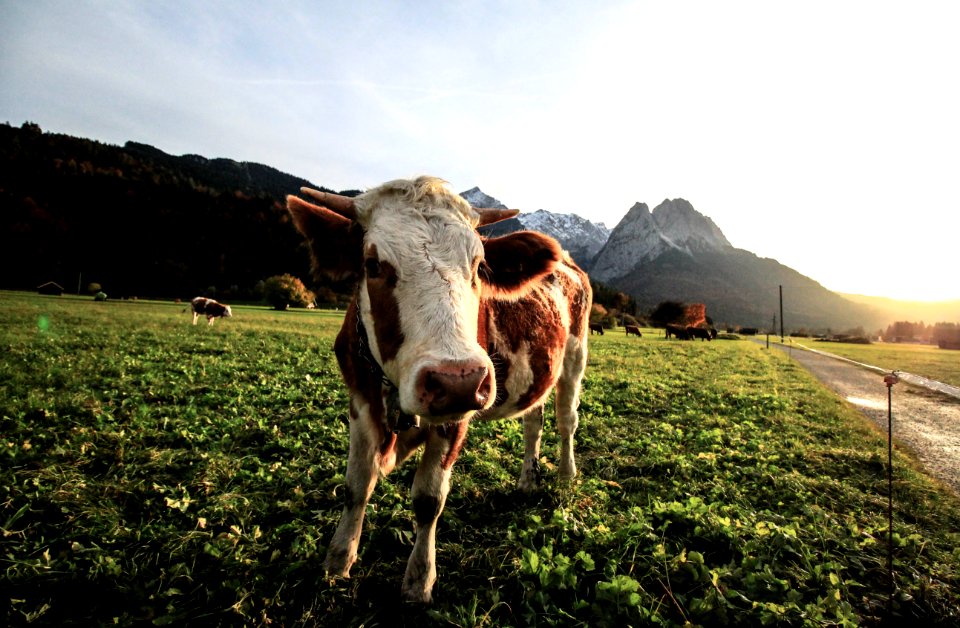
<box><xmin>794</xmin><ymin>344</ymin><xmax>960</xmax><ymax>400</ymax></box>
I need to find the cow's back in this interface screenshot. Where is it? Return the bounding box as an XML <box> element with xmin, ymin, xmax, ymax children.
<box><xmin>480</xmin><ymin>257</ymin><xmax>590</xmax><ymax>419</ymax></box>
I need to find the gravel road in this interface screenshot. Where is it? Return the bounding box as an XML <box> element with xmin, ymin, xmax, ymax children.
<box><xmin>770</xmin><ymin>343</ymin><xmax>960</xmax><ymax>495</ymax></box>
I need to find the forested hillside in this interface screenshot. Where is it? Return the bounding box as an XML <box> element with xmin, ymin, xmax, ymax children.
<box><xmin>0</xmin><ymin>122</ymin><xmax>350</xmax><ymax>300</ymax></box>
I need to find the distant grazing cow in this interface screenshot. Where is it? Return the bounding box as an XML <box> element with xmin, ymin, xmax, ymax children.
<box><xmin>625</xmin><ymin>324</ymin><xmax>642</xmax><ymax>337</ymax></box>
<box><xmin>286</xmin><ymin>176</ymin><xmax>591</xmax><ymax>603</ymax></box>
<box><xmin>589</xmin><ymin>322</ymin><xmax>604</xmax><ymax>335</ymax></box>
<box><xmin>190</xmin><ymin>297</ymin><xmax>232</xmax><ymax>325</ymax></box>
<box><xmin>665</xmin><ymin>324</ymin><xmax>690</xmax><ymax>340</ymax></box>
<box><xmin>687</xmin><ymin>326</ymin><xmax>712</xmax><ymax>341</ymax></box>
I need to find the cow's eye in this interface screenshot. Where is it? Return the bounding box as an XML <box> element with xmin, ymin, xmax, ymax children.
<box><xmin>471</xmin><ymin>256</ymin><xmax>483</xmax><ymax>286</ymax></box>
<box><xmin>477</xmin><ymin>259</ymin><xmax>492</xmax><ymax>283</ymax></box>
<box><xmin>365</xmin><ymin>257</ymin><xmax>382</xmax><ymax>279</ymax></box>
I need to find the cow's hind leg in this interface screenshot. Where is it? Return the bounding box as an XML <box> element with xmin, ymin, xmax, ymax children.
<box><xmin>402</xmin><ymin>422</ymin><xmax>468</xmax><ymax>603</ymax></box>
<box><xmin>517</xmin><ymin>404</ymin><xmax>544</xmax><ymax>492</ymax></box>
<box><xmin>556</xmin><ymin>337</ymin><xmax>587</xmax><ymax>480</ymax></box>
<box><xmin>324</xmin><ymin>407</ymin><xmax>381</xmax><ymax>578</ymax></box>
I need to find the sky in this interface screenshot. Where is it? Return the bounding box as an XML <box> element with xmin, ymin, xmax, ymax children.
<box><xmin>2</xmin><ymin>1</ymin><xmax>958</xmax><ymax>302</ymax></box>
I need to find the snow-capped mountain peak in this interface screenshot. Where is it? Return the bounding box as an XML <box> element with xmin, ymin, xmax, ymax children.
<box><xmin>460</xmin><ymin>187</ymin><xmax>610</xmax><ymax>267</ymax></box>
<box><xmin>460</xmin><ymin>186</ymin><xmax>508</xmax><ymax>209</ymax></box>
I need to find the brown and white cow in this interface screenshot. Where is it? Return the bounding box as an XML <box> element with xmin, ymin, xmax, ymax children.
<box><xmin>190</xmin><ymin>296</ymin><xmax>232</xmax><ymax>325</ymax></box>
<box><xmin>286</xmin><ymin>176</ymin><xmax>591</xmax><ymax>603</ymax></box>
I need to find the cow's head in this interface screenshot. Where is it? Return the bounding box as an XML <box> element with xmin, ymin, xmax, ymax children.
<box><xmin>287</xmin><ymin>176</ymin><xmax>562</xmax><ymax>424</ymax></box>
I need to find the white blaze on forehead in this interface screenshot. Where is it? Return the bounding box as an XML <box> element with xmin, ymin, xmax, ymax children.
<box><xmin>354</xmin><ymin>177</ymin><xmax>489</xmax><ymax>400</ymax></box>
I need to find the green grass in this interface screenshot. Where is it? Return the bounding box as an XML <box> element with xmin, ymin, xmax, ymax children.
<box><xmin>2</xmin><ymin>291</ymin><xmax>959</xmax><ymax>626</ymax></box>
<box><xmin>792</xmin><ymin>338</ymin><xmax>960</xmax><ymax>388</ymax></box>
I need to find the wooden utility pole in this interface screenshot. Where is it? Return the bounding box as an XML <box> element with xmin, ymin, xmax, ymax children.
<box><xmin>779</xmin><ymin>285</ymin><xmax>784</xmax><ymax>342</ymax></box>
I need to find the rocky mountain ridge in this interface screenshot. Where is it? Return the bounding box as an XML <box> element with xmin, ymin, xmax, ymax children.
<box><xmin>461</xmin><ymin>187</ymin><xmax>610</xmax><ymax>268</ymax></box>
<box><xmin>461</xmin><ymin>186</ymin><xmax>884</xmax><ymax>330</ymax></box>
<box><xmin>589</xmin><ymin>198</ymin><xmax>731</xmax><ymax>282</ymax></box>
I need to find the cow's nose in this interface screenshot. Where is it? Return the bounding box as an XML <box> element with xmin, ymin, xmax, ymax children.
<box><xmin>416</xmin><ymin>361</ymin><xmax>492</xmax><ymax>415</ymax></box>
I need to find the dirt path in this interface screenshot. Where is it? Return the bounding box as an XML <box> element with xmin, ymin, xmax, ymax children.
<box><xmin>769</xmin><ymin>343</ymin><xmax>960</xmax><ymax>495</ymax></box>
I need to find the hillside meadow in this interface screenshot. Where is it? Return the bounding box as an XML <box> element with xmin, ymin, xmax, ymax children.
<box><xmin>2</xmin><ymin>292</ymin><xmax>959</xmax><ymax>626</ymax></box>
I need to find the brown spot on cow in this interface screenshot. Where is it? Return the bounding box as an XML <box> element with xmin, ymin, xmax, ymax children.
<box><xmin>363</xmin><ymin>244</ymin><xmax>404</xmax><ymax>363</ymax></box>
<box><xmin>487</xmin><ymin>287</ymin><xmax>564</xmax><ymax>354</ymax></box>
<box><xmin>485</xmin><ymin>285</ymin><xmax>566</xmax><ymax>409</ymax></box>
<box><xmin>439</xmin><ymin>421</ymin><xmax>469</xmax><ymax>470</ymax></box>
<box><xmin>335</xmin><ymin>299</ymin><xmax>387</xmax><ymax>439</ymax></box>
<box><xmin>482</xmin><ymin>301</ymin><xmax>512</xmax><ymax>410</ymax></box>
<box><xmin>559</xmin><ymin>262</ymin><xmax>590</xmax><ymax>339</ymax></box>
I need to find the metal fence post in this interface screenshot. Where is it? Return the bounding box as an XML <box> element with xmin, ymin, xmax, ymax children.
<box><xmin>883</xmin><ymin>372</ymin><xmax>900</xmax><ymax>617</ymax></box>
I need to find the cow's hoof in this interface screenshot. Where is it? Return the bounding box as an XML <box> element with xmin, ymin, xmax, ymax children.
<box><xmin>517</xmin><ymin>459</ymin><xmax>541</xmax><ymax>492</ymax></box>
<box><xmin>558</xmin><ymin>461</ymin><xmax>577</xmax><ymax>481</ymax></box>
<box><xmin>517</xmin><ymin>476</ymin><xmax>539</xmax><ymax>492</ymax></box>
<box><xmin>401</xmin><ymin>582</ymin><xmax>433</xmax><ymax>604</ymax></box>
<box><xmin>324</xmin><ymin>550</ymin><xmax>355</xmax><ymax>578</ymax></box>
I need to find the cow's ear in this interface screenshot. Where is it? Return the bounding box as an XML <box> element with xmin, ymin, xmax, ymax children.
<box><xmin>481</xmin><ymin>231</ymin><xmax>562</xmax><ymax>297</ymax></box>
<box><xmin>287</xmin><ymin>195</ymin><xmax>363</xmax><ymax>283</ymax></box>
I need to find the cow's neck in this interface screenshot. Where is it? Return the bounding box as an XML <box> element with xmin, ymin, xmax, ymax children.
<box><xmin>354</xmin><ymin>305</ymin><xmax>419</xmax><ymax>432</ymax></box>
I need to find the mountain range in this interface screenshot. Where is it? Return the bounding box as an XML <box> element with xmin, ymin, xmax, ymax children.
<box><xmin>2</xmin><ymin>122</ymin><xmax>951</xmax><ymax>331</ymax></box>
<box><xmin>463</xmin><ymin>188</ymin><xmax>937</xmax><ymax>331</ymax></box>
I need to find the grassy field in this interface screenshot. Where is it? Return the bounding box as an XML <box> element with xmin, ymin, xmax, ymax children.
<box><xmin>2</xmin><ymin>291</ymin><xmax>959</xmax><ymax>626</ymax></box>
<box><xmin>791</xmin><ymin>339</ymin><xmax>960</xmax><ymax>388</ymax></box>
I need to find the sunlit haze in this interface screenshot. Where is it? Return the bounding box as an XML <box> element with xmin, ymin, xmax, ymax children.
<box><xmin>2</xmin><ymin>1</ymin><xmax>957</xmax><ymax>302</ymax></box>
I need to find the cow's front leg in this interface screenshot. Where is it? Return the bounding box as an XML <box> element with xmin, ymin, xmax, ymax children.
<box><xmin>324</xmin><ymin>401</ymin><xmax>382</xmax><ymax>577</ymax></box>
<box><xmin>192</xmin><ymin>312</ymin><xmax>199</xmax><ymax>325</ymax></box>
<box><xmin>517</xmin><ymin>404</ymin><xmax>544</xmax><ymax>491</ymax></box>
<box><xmin>402</xmin><ymin>421</ymin><xmax>468</xmax><ymax>603</ymax></box>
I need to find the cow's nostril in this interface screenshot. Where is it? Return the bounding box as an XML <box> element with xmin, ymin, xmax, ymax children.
<box><xmin>424</xmin><ymin>372</ymin><xmax>443</xmax><ymax>394</ymax></box>
<box><xmin>424</xmin><ymin>372</ymin><xmax>448</xmax><ymax>407</ymax></box>
<box><xmin>476</xmin><ymin>370</ymin><xmax>493</xmax><ymax>405</ymax></box>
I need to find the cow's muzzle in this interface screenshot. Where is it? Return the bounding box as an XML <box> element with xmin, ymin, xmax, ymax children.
<box><xmin>415</xmin><ymin>360</ymin><xmax>493</xmax><ymax>416</ymax></box>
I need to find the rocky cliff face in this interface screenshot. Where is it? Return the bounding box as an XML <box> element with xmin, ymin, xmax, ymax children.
<box><xmin>588</xmin><ymin>202</ymin><xmax>656</xmax><ymax>282</ymax></box>
<box><xmin>589</xmin><ymin>198</ymin><xmax>732</xmax><ymax>282</ymax></box>
<box><xmin>653</xmin><ymin>198</ymin><xmax>731</xmax><ymax>252</ymax></box>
